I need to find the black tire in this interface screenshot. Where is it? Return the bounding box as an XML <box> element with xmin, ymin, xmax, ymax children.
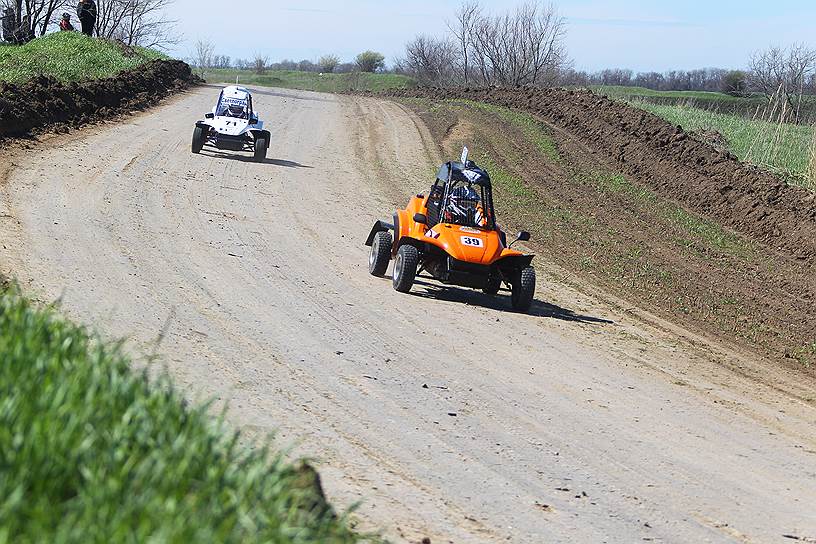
<box><xmin>392</xmin><ymin>244</ymin><xmax>419</xmax><ymax>293</ymax></box>
<box><xmin>368</xmin><ymin>230</ymin><xmax>392</xmax><ymax>276</ymax></box>
<box><xmin>254</xmin><ymin>137</ymin><xmax>267</xmax><ymax>162</ymax></box>
<box><xmin>191</xmin><ymin>126</ymin><xmax>204</xmax><ymax>154</ymax></box>
<box><xmin>511</xmin><ymin>266</ymin><xmax>536</xmax><ymax>312</ymax></box>
<box><xmin>483</xmin><ymin>276</ymin><xmax>501</xmax><ymax>295</ymax></box>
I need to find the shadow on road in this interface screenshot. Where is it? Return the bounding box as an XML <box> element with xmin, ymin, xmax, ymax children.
<box><xmin>200</xmin><ymin>150</ymin><xmax>312</xmax><ymax>168</ymax></box>
<box><xmin>409</xmin><ymin>279</ymin><xmax>614</xmax><ymax>324</ymax></box>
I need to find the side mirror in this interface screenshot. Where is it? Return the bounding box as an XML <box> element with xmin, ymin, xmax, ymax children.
<box><xmin>248</xmin><ymin>118</ymin><xmax>258</xmax><ymax>125</ymax></box>
<box><xmin>413</xmin><ymin>213</ymin><xmax>427</xmax><ymax>224</ymax></box>
<box><xmin>205</xmin><ymin>113</ymin><xmax>214</xmax><ymax>119</ymax></box>
<box><xmin>509</xmin><ymin>231</ymin><xmax>530</xmax><ymax>248</ymax></box>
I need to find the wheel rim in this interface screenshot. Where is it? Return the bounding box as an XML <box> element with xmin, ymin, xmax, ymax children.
<box><xmin>369</xmin><ymin>238</ymin><xmax>378</xmax><ymax>269</ymax></box>
<box><xmin>394</xmin><ymin>252</ymin><xmax>403</xmax><ymax>281</ymax></box>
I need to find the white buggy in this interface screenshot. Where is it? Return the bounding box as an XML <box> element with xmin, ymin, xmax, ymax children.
<box><xmin>192</xmin><ymin>85</ymin><xmax>271</xmax><ymax>162</ymax></box>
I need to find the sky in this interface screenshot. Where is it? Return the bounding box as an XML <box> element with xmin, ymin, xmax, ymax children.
<box><xmin>164</xmin><ymin>0</ymin><xmax>816</xmax><ymax>72</ymax></box>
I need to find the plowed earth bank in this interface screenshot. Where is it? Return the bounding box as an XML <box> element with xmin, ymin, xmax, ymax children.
<box><xmin>1</xmin><ymin>87</ymin><xmax>815</xmax><ymax>543</ymax></box>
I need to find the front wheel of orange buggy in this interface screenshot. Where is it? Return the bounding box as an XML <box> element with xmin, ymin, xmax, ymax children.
<box><xmin>369</xmin><ymin>230</ymin><xmax>392</xmax><ymax>276</ymax></box>
<box><xmin>511</xmin><ymin>266</ymin><xmax>535</xmax><ymax>312</ymax></box>
<box><xmin>393</xmin><ymin>245</ymin><xmax>418</xmax><ymax>293</ymax></box>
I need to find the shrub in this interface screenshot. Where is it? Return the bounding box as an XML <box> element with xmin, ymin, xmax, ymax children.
<box><xmin>355</xmin><ymin>51</ymin><xmax>385</xmax><ymax>73</ymax></box>
<box><xmin>721</xmin><ymin>70</ymin><xmax>748</xmax><ymax>97</ymax></box>
<box><xmin>318</xmin><ymin>54</ymin><xmax>340</xmax><ymax>73</ymax></box>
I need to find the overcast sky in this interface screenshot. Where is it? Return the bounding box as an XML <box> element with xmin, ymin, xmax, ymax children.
<box><xmin>165</xmin><ymin>0</ymin><xmax>816</xmax><ymax>72</ymax></box>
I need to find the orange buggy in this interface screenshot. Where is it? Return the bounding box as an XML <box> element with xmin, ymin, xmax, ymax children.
<box><xmin>365</xmin><ymin>148</ymin><xmax>536</xmax><ymax>312</ymax></box>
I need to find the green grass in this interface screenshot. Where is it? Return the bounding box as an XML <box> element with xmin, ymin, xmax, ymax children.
<box><xmin>0</xmin><ymin>32</ymin><xmax>167</xmax><ymax>83</ymax></box>
<box><xmin>454</xmin><ymin>100</ymin><xmax>561</xmax><ymax>162</ymax></box>
<box><xmin>0</xmin><ymin>286</ymin><xmax>368</xmax><ymax>543</ymax></box>
<box><xmin>205</xmin><ymin>69</ymin><xmax>414</xmax><ymax>93</ymax></box>
<box><xmin>578</xmin><ymin>170</ymin><xmax>753</xmax><ymax>257</ymax></box>
<box><xmin>630</xmin><ymin>100</ymin><xmax>815</xmax><ymax>188</ymax></box>
<box><xmin>577</xmin><ymin>170</ymin><xmax>656</xmax><ymax>204</ymax></box>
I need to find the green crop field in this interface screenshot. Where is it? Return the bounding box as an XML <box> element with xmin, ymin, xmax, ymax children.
<box><xmin>0</xmin><ymin>32</ymin><xmax>166</xmax><ymax>83</ymax></box>
<box><xmin>0</xmin><ymin>284</ymin><xmax>368</xmax><ymax>543</ymax></box>
<box><xmin>205</xmin><ymin>69</ymin><xmax>415</xmax><ymax>93</ymax></box>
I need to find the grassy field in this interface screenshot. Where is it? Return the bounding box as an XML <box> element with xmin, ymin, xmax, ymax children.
<box><xmin>631</xmin><ymin>99</ymin><xmax>815</xmax><ymax>189</ymax></box>
<box><xmin>594</xmin><ymin>85</ymin><xmax>816</xmax><ymax>123</ymax></box>
<box><xmin>0</xmin><ymin>32</ymin><xmax>166</xmax><ymax>83</ymax></box>
<box><xmin>592</xmin><ymin>85</ymin><xmax>758</xmax><ymax>103</ymax></box>
<box><xmin>0</xmin><ymin>284</ymin><xmax>369</xmax><ymax>543</ymax></box>
<box><xmin>205</xmin><ymin>68</ymin><xmax>415</xmax><ymax>93</ymax></box>
<box><xmin>593</xmin><ymin>86</ymin><xmax>816</xmax><ymax>189</ymax></box>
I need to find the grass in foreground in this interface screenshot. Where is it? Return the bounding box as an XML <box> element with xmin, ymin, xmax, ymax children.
<box><xmin>0</xmin><ymin>286</ymin><xmax>366</xmax><ymax>543</ymax></box>
<box><xmin>0</xmin><ymin>32</ymin><xmax>166</xmax><ymax>83</ymax></box>
<box><xmin>205</xmin><ymin>69</ymin><xmax>414</xmax><ymax>93</ymax></box>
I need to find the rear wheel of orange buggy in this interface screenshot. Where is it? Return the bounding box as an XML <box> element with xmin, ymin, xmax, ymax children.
<box><xmin>511</xmin><ymin>266</ymin><xmax>535</xmax><ymax>312</ymax></box>
<box><xmin>393</xmin><ymin>245</ymin><xmax>418</xmax><ymax>293</ymax></box>
<box><xmin>369</xmin><ymin>230</ymin><xmax>392</xmax><ymax>276</ymax></box>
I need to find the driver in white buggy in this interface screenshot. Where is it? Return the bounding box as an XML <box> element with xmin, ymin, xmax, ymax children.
<box><xmin>217</xmin><ymin>100</ymin><xmax>248</xmax><ymax>119</ymax></box>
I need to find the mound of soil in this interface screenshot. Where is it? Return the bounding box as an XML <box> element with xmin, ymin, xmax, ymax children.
<box><xmin>0</xmin><ymin>60</ymin><xmax>201</xmax><ymax>139</ymax></box>
<box><xmin>380</xmin><ymin>87</ymin><xmax>816</xmax><ymax>264</ymax></box>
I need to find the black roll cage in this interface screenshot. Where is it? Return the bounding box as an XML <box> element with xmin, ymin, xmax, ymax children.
<box><xmin>430</xmin><ymin>161</ymin><xmax>496</xmax><ymax>230</ymax></box>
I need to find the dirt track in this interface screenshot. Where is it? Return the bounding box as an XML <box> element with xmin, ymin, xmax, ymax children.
<box><xmin>1</xmin><ymin>87</ymin><xmax>815</xmax><ymax>543</ymax></box>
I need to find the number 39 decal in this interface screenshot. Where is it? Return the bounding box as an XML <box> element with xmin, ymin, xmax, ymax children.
<box><xmin>461</xmin><ymin>236</ymin><xmax>484</xmax><ymax>248</ymax></box>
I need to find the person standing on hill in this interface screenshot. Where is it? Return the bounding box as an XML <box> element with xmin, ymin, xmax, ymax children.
<box><xmin>1</xmin><ymin>7</ymin><xmax>16</xmax><ymax>43</ymax></box>
<box><xmin>18</xmin><ymin>14</ymin><xmax>34</xmax><ymax>44</ymax></box>
<box><xmin>59</xmin><ymin>13</ymin><xmax>75</xmax><ymax>32</ymax></box>
<box><xmin>76</xmin><ymin>0</ymin><xmax>97</xmax><ymax>37</ymax></box>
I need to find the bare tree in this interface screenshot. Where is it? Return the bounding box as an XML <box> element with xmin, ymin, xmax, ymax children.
<box><xmin>400</xmin><ymin>34</ymin><xmax>458</xmax><ymax>85</ymax></box>
<box><xmin>252</xmin><ymin>52</ymin><xmax>268</xmax><ymax>75</ymax></box>
<box><xmin>468</xmin><ymin>1</ymin><xmax>568</xmax><ymax>87</ymax></box>
<box><xmin>191</xmin><ymin>37</ymin><xmax>214</xmax><ymax>77</ymax></box>
<box><xmin>95</xmin><ymin>0</ymin><xmax>178</xmax><ymax>49</ymax></box>
<box><xmin>2</xmin><ymin>0</ymin><xmax>68</xmax><ymax>37</ymax></box>
<box><xmin>447</xmin><ymin>0</ymin><xmax>481</xmax><ymax>85</ymax></box>
<box><xmin>750</xmin><ymin>43</ymin><xmax>816</xmax><ymax>123</ymax></box>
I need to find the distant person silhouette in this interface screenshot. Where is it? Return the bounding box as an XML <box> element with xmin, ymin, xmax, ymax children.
<box><xmin>1</xmin><ymin>8</ymin><xmax>15</xmax><ymax>43</ymax></box>
<box><xmin>76</xmin><ymin>0</ymin><xmax>96</xmax><ymax>36</ymax></box>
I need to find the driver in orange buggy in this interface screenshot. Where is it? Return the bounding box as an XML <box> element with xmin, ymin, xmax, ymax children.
<box><xmin>446</xmin><ymin>185</ymin><xmax>488</xmax><ymax>227</ymax></box>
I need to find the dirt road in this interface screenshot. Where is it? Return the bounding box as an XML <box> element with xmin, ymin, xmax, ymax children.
<box><xmin>1</xmin><ymin>87</ymin><xmax>815</xmax><ymax>543</ymax></box>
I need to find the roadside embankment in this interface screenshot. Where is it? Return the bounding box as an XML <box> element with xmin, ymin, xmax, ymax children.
<box><xmin>0</xmin><ymin>59</ymin><xmax>200</xmax><ymax>139</ymax></box>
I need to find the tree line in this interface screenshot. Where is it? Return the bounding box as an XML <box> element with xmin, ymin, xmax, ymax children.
<box><xmin>192</xmin><ymin>40</ymin><xmax>387</xmax><ymax>75</ymax></box>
